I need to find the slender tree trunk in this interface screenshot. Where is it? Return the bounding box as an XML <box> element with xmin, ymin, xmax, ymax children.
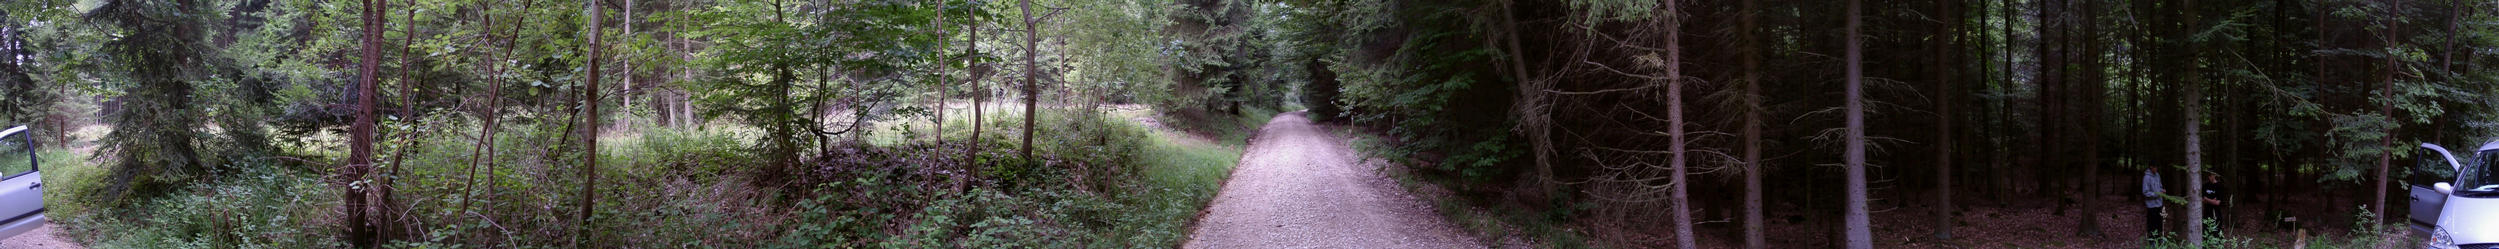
<box><xmin>347</xmin><ymin>0</ymin><xmax>385</xmax><ymax>247</ymax></box>
<box><xmin>1019</xmin><ymin>0</ymin><xmax>1039</xmax><ymax>162</ymax></box>
<box><xmin>933</xmin><ymin>0</ymin><xmax>948</xmax><ymax>147</ymax></box>
<box><xmin>1843</xmin><ymin>0</ymin><xmax>1871</xmax><ymax>247</ymax></box>
<box><xmin>681</xmin><ymin>15</ymin><xmax>696</xmax><ymax>128</ymax></box>
<box><xmin>972</xmin><ymin>22</ymin><xmax>985</xmax><ymax>161</ymax></box>
<box><xmin>1498</xmin><ymin>0</ymin><xmax>1553</xmax><ymax>204</ymax></box>
<box><xmin>572</xmin><ymin>1</ymin><xmax>604</xmax><ymax>247</ymax></box>
<box><xmin>1932</xmin><ymin>0</ymin><xmax>1956</xmax><ymax>240</ymax></box>
<box><xmin>2032</xmin><ymin>0</ymin><xmax>2061</xmax><ymax>203</ymax></box>
<box><xmin>1663</xmin><ymin>1</ymin><xmax>1692</xmax><ymax>248</ymax></box>
<box><xmin>2074</xmin><ymin>0</ymin><xmax>2104</xmax><ymax>238</ymax></box>
<box><xmin>1739</xmin><ymin>0</ymin><xmax>1767</xmax><ymax>247</ymax></box>
<box><xmin>459</xmin><ymin>0</ymin><xmax>539</xmax><ymax>218</ymax></box>
<box><xmin>2182</xmin><ymin>0</ymin><xmax>2204</xmax><ymax>244</ymax></box>
<box><xmin>1992</xmin><ymin>0</ymin><xmax>2013</xmax><ymax>205</ymax></box>
<box><xmin>379</xmin><ymin>0</ymin><xmax>423</xmax><ymax>239</ymax></box>
<box><xmin>2371</xmin><ymin>0</ymin><xmax>2401</xmax><ymax>221</ymax></box>
<box><xmin>623</xmin><ymin>0</ymin><xmax>635</xmax><ymax>129</ymax></box>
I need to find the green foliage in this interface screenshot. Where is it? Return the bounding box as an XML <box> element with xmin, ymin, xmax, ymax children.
<box><xmin>1059</xmin><ymin>0</ymin><xmax>1175</xmax><ymax>105</ymax></box>
<box><xmin>60</xmin><ymin>164</ymin><xmax>345</xmax><ymax>249</ymax></box>
<box><xmin>34</xmin><ymin>148</ymin><xmax>97</xmax><ymax>215</ymax></box>
<box><xmin>1165</xmin><ymin>0</ymin><xmax>1284</xmax><ymax>114</ymax></box>
<box><xmin>89</xmin><ymin>0</ymin><xmax>224</xmax><ymax>204</ymax></box>
<box><xmin>1323</xmin><ymin>0</ymin><xmax>1519</xmax><ymax>183</ymax></box>
<box><xmin>686</xmin><ymin>0</ymin><xmax>982</xmax><ymax>182</ymax></box>
<box><xmin>754</xmin><ymin>108</ymin><xmax>1238</xmax><ymax>248</ymax></box>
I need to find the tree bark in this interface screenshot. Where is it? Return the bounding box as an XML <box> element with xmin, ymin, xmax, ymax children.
<box><xmin>1843</xmin><ymin>0</ymin><xmax>1871</xmax><ymax>247</ymax></box>
<box><xmin>2182</xmin><ymin>0</ymin><xmax>2204</xmax><ymax>244</ymax></box>
<box><xmin>933</xmin><ymin>0</ymin><xmax>948</xmax><ymax>147</ymax></box>
<box><xmin>347</xmin><ymin>0</ymin><xmax>384</xmax><ymax>247</ymax></box>
<box><xmin>2371</xmin><ymin>0</ymin><xmax>2402</xmax><ymax>221</ymax></box>
<box><xmin>2074</xmin><ymin>0</ymin><xmax>2104</xmax><ymax>238</ymax></box>
<box><xmin>1019</xmin><ymin>0</ymin><xmax>1038</xmax><ymax>162</ymax></box>
<box><xmin>972</xmin><ymin>21</ymin><xmax>985</xmax><ymax>162</ymax></box>
<box><xmin>1740</xmin><ymin>0</ymin><xmax>1766</xmax><ymax>247</ymax></box>
<box><xmin>379</xmin><ymin>0</ymin><xmax>422</xmax><ymax>239</ymax></box>
<box><xmin>623</xmin><ymin>0</ymin><xmax>635</xmax><ymax>129</ymax></box>
<box><xmin>572</xmin><ymin>1</ymin><xmax>604</xmax><ymax>247</ymax></box>
<box><xmin>1663</xmin><ymin>1</ymin><xmax>1692</xmax><ymax>248</ymax></box>
<box><xmin>1498</xmin><ymin>0</ymin><xmax>1554</xmax><ymax>206</ymax></box>
<box><xmin>1932</xmin><ymin>0</ymin><xmax>1957</xmax><ymax>240</ymax></box>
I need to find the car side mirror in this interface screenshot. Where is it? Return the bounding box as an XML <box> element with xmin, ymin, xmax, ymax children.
<box><xmin>2424</xmin><ymin>143</ymin><xmax>2464</xmax><ymax>172</ymax></box>
<box><xmin>2437</xmin><ymin>182</ymin><xmax>2456</xmax><ymax>195</ymax></box>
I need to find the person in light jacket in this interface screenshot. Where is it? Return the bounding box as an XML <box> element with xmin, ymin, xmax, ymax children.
<box><xmin>2144</xmin><ymin>168</ymin><xmax>2165</xmax><ymax>238</ymax></box>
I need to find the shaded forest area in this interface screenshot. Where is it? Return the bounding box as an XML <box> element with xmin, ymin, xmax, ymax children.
<box><xmin>0</xmin><ymin>0</ymin><xmax>2493</xmax><ymax>248</ymax></box>
<box><xmin>1285</xmin><ymin>0</ymin><xmax>2499</xmax><ymax>248</ymax></box>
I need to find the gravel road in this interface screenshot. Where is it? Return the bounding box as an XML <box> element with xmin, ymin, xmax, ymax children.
<box><xmin>1184</xmin><ymin>112</ymin><xmax>1484</xmax><ymax>249</ymax></box>
<box><xmin>0</xmin><ymin>222</ymin><xmax>82</xmax><ymax>249</ymax></box>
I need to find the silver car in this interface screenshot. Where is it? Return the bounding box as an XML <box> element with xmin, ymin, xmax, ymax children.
<box><xmin>2413</xmin><ymin>141</ymin><xmax>2499</xmax><ymax>249</ymax></box>
<box><xmin>0</xmin><ymin>125</ymin><xmax>44</xmax><ymax>239</ymax></box>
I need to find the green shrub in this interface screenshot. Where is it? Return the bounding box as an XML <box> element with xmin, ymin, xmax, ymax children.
<box><xmin>37</xmin><ymin>148</ymin><xmax>103</xmax><ymax>216</ymax></box>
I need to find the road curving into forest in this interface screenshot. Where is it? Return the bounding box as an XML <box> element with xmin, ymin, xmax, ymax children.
<box><xmin>1184</xmin><ymin>112</ymin><xmax>1484</xmax><ymax>248</ymax></box>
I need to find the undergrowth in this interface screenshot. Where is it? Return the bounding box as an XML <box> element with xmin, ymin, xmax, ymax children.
<box><xmin>42</xmin><ymin>107</ymin><xmax>1246</xmax><ymax>248</ymax></box>
<box><xmin>1343</xmin><ymin>125</ymin><xmax>1593</xmax><ymax>248</ymax></box>
<box><xmin>2146</xmin><ymin>207</ymin><xmax>2411</xmax><ymax>249</ymax></box>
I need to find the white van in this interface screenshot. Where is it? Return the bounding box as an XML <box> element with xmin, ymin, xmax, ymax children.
<box><xmin>0</xmin><ymin>125</ymin><xmax>45</xmax><ymax>239</ymax></box>
<box><xmin>2412</xmin><ymin>142</ymin><xmax>2499</xmax><ymax>249</ymax></box>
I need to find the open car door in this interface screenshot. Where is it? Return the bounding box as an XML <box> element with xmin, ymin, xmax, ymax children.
<box><xmin>2412</xmin><ymin>143</ymin><xmax>2464</xmax><ymax>233</ymax></box>
<box><xmin>0</xmin><ymin>125</ymin><xmax>45</xmax><ymax>239</ymax></box>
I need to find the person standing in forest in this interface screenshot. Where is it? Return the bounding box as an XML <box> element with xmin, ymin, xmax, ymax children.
<box><xmin>2202</xmin><ymin>172</ymin><xmax>2229</xmax><ymax>233</ymax></box>
<box><xmin>2144</xmin><ymin>168</ymin><xmax>2165</xmax><ymax>238</ymax></box>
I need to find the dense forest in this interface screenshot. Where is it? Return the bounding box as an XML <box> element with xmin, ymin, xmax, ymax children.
<box><xmin>0</xmin><ymin>0</ymin><xmax>2493</xmax><ymax>248</ymax></box>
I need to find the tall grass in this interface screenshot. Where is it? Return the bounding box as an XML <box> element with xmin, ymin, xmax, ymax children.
<box><xmin>45</xmin><ymin>155</ymin><xmax>345</xmax><ymax>248</ymax></box>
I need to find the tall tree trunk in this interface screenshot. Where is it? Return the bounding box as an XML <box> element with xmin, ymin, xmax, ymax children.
<box><xmin>933</xmin><ymin>0</ymin><xmax>948</xmax><ymax>147</ymax></box>
<box><xmin>573</xmin><ymin>1</ymin><xmax>605</xmax><ymax>247</ymax></box>
<box><xmin>2371</xmin><ymin>0</ymin><xmax>2401</xmax><ymax>221</ymax></box>
<box><xmin>2033</xmin><ymin>0</ymin><xmax>2064</xmax><ymax>203</ymax></box>
<box><xmin>1499</xmin><ymin>0</ymin><xmax>1554</xmax><ymax>206</ymax></box>
<box><xmin>1932</xmin><ymin>0</ymin><xmax>1957</xmax><ymax>240</ymax></box>
<box><xmin>2182</xmin><ymin>0</ymin><xmax>2204</xmax><ymax>244</ymax></box>
<box><xmin>623</xmin><ymin>0</ymin><xmax>635</xmax><ymax>129</ymax></box>
<box><xmin>1663</xmin><ymin>1</ymin><xmax>1692</xmax><ymax>248</ymax></box>
<box><xmin>1843</xmin><ymin>0</ymin><xmax>1872</xmax><ymax>247</ymax></box>
<box><xmin>972</xmin><ymin>21</ymin><xmax>985</xmax><ymax>161</ymax></box>
<box><xmin>460</xmin><ymin>0</ymin><xmax>540</xmax><ymax>217</ymax></box>
<box><xmin>1740</xmin><ymin>0</ymin><xmax>1767</xmax><ymax>247</ymax></box>
<box><xmin>1019</xmin><ymin>0</ymin><xmax>1038</xmax><ymax>162</ymax></box>
<box><xmin>380</xmin><ymin>0</ymin><xmax>422</xmax><ymax>239</ymax></box>
<box><xmin>2073</xmin><ymin>0</ymin><xmax>2104</xmax><ymax>238</ymax></box>
<box><xmin>1991</xmin><ymin>0</ymin><xmax>2013</xmax><ymax>205</ymax></box>
<box><xmin>347</xmin><ymin>0</ymin><xmax>385</xmax><ymax>247</ymax></box>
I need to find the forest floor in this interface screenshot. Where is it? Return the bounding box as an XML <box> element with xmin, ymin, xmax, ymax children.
<box><xmin>0</xmin><ymin>222</ymin><xmax>84</xmax><ymax>249</ymax></box>
<box><xmin>1182</xmin><ymin>112</ymin><xmax>1485</xmax><ymax>248</ymax></box>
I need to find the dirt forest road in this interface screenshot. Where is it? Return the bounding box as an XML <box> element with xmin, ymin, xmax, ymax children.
<box><xmin>0</xmin><ymin>222</ymin><xmax>83</xmax><ymax>249</ymax></box>
<box><xmin>1184</xmin><ymin>112</ymin><xmax>1484</xmax><ymax>249</ymax></box>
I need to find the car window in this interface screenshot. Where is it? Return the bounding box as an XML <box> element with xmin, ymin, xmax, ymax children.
<box><xmin>2458</xmin><ymin>150</ymin><xmax>2499</xmax><ymax>197</ymax></box>
<box><xmin>2414</xmin><ymin>147</ymin><xmax>2460</xmax><ymax>185</ymax></box>
<box><xmin>0</xmin><ymin>135</ymin><xmax>27</xmax><ymax>177</ymax></box>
